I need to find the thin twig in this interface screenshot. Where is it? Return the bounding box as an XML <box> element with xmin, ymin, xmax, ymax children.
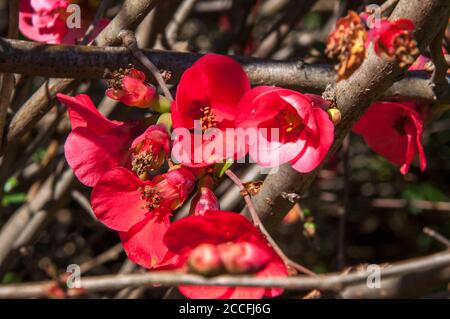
<box><xmin>119</xmin><ymin>30</ymin><xmax>173</xmax><ymax>101</ymax></box>
<box><xmin>337</xmin><ymin>135</ymin><xmax>350</xmax><ymax>270</ymax></box>
<box><xmin>80</xmin><ymin>0</ymin><xmax>110</xmax><ymax>45</ymax></box>
<box><xmin>0</xmin><ymin>250</ymin><xmax>449</xmax><ymax>298</ymax></box>
<box><xmin>423</xmin><ymin>227</ymin><xmax>450</xmax><ymax>248</ymax></box>
<box><xmin>0</xmin><ymin>0</ymin><xmax>20</xmax><ymax>147</ymax></box>
<box><xmin>430</xmin><ymin>23</ymin><xmax>449</xmax><ymax>96</ymax></box>
<box><xmin>165</xmin><ymin>0</ymin><xmax>198</xmax><ymax>47</ymax></box>
<box><xmin>224</xmin><ymin>169</ymin><xmax>316</xmax><ymax>277</ymax></box>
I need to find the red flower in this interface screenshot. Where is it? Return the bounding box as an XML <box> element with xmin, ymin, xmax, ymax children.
<box><xmin>91</xmin><ymin>167</ymin><xmax>196</xmax><ymax>268</ymax></box>
<box><xmin>353</xmin><ymin>101</ymin><xmax>426</xmax><ymax>175</ymax></box>
<box><xmin>57</xmin><ymin>93</ymin><xmax>144</xmax><ymax>187</ymax></box>
<box><xmin>171</xmin><ymin>54</ymin><xmax>250</xmax><ymax>167</ymax></box>
<box><xmin>236</xmin><ymin>87</ymin><xmax>334</xmax><ymax>173</ymax></box>
<box><xmin>106</xmin><ymin>68</ymin><xmax>157</xmax><ymax>108</ymax></box>
<box><xmin>19</xmin><ymin>0</ymin><xmax>109</xmax><ymax>44</ymax></box>
<box><xmin>164</xmin><ymin>211</ymin><xmax>288</xmax><ymax>299</ymax></box>
<box><xmin>368</xmin><ymin>18</ymin><xmax>418</xmax><ymax>67</ymax></box>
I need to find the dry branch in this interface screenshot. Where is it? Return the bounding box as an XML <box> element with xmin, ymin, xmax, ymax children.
<box><xmin>0</xmin><ymin>38</ymin><xmax>447</xmax><ymax>103</ymax></box>
<box><xmin>0</xmin><ymin>250</ymin><xmax>448</xmax><ymax>298</ymax></box>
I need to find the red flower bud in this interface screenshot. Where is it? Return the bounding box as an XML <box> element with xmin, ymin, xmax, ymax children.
<box><xmin>218</xmin><ymin>242</ymin><xmax>271</xmax><ymax>274</ymax></box>
<box><xmin>189</xmin><ymin>187</ymin><xmax>220</xmax><ymax>216</ymax></box>
<box><xmin>187</xmin><ymin>243</ymin><xmax>224</xmax><ymax>276</ymax></box>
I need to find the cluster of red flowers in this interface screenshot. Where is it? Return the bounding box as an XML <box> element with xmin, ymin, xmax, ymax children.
<box><xmin>21</xmin><ymin>2</ymin><xmax>431</xmax><ymax>298</ymax></box>
<box><xmin>58</xmin><ymin>54</ymin><xmax>331</xmax><ymax>298</ymax></box>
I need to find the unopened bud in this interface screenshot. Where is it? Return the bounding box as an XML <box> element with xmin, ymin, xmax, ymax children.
<box><xmin>327</xmin><ymin>107</ymin><xmax>341</xmax><ymax>125</ymax></box>
<box><xmin>218</xmin><ymin>242</ymin><xmax>271</xmax><ymax>274</ymax></box>
<box><xmin>187</xmin><ymin>244</ymin><xmax>224</xmax><ymax>276</ymax></box>
<box><xmin>151</xmin><ymin>96</ymin><xmax>172</xmax><ymax>113</ymax></box>
<box><xmin>157</xmin><ymin>113</ymin><xmax>173</xmax><ymax>132</ymax></box>
<box><xmin>190</xmin><ymin>187</ymin><xmax>220</xmax><ymax>216</ymax></box>
<box><xmin>303</xmin><ymin>221</ymin><xmax>316</xmax><ymax>238</ymax></box>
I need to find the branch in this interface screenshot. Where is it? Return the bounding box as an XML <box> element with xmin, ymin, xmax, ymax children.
<box><xmin>0</xmin><ymin>250</ymin><xmax>448</xmax><ymax>298</ymax></box>
<box><xmin>0</xmin><ymin>0</ymin><xmax>19</xmax><ymax>147</ymax></box>
<box><xmin>252</xmin><ymin>0</ymin><xmax>318</xmax><ymax>58</ymax></box>
<box><xmin>246</xmin><ymin>0</ymin><xmax>450</xmax><ymax>232</ymax></box>
<box><xmin>0</xmin><ymin>38</ymin><xmax>447</xmax><ymax>102</ymax></box>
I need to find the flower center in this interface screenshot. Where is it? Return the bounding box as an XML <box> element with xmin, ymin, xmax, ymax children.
<box><xmin>139</xmin><ymin>185</ymin><xmax>162</xmax><ymax>211</ymax></box>
<box><xmin>393</xmin><ymin>33</ymin><xmax>419</xmax><ymax>67</ymax></box>
<box><xmin>275</xmin><ymin>106</ymin><xmax>305</xmax><ymax>142</ymax></box>
<box><xmin>131</xmin><ymin>143</ymin><xmax>165</xmax><ymax>180</ymax></box>
<box><xmin>107</xmin><ymin>65</ymin><xmax>134</xmax><ymax>90</ymax></box>
<box><xmin>392</xmin><ymin>115</ymin><xmax>409</xmax><ymax>136</ymax></box>
<box><xmin>200</xmin><ymin>106</ymin><xmax>217</xmax><ymax>131</ymax></box>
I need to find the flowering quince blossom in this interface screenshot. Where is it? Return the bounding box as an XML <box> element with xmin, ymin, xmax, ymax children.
<box><xmin>19</xmin><ymin>0</ymin><xmax>109</xmax><ymax>44</ymax></box>
<box><xmin>236</xmin><ymin>87</ymin><xmax>334</xmax><ymax>173</ymax></box>
<box><xmin>57</xmin><ymin>93</ymin><xmax>170</xmax><ymax>187</ymax></box>
<box><xmin>164</xmin><ymin>211</ymin><xmax>288</xmax><ymax>299</ymax></box>
<box><xmin>91</xmin><ymin>167</ymin><xmax>196</xmax><ymax>268</ymax></box>
<box><xmin>353</xmin><ymin>101</ymin><xmax>427</xmax><ymax>175</ymax></box>
<box><xmin>367</xmin><ymin>18</ymin><xmax>419</xmax><ymax>67</ymax></box>
<box><xmin>171</xmin><ymin>54</ymin><xmax>251</xmax><ymax>167</ymax></box>
<box><xmin>57</xmin><ymin>93</ymin><xmax>144</xmax><ymax>187</ymax></box>
<box><xmin>106</xmin><ymin>67</ymin><xmax>157</xmax><ymax>108</ymax></box>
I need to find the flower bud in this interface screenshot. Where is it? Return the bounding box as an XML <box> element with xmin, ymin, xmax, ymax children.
<box><xmin>327</xmin><ymin>107</ymin><xmax>341</xmax><ymax>125</ymax></box>
<box><xmin>218</xmin><ymin>242</ymin><xmax>271</xmax><ymax>274</ymax></box>
<box><xmin>189</xmin><ymin>187</ymin><xmax>220</xmax><ymax>216</ymax></box>
<box><xmin>156</xmin><ymin>113</ymin><xmax>173</xmax><ymax>132</ymax></box>
<box><xmin>151</xmin><ymin>96</ymin><xmax>172</xmax><ymax>113</ymax></box>
<box><xmin>187</xmin><ymin>244</ymin><xmax>224</xmax><ymax>276</ymax></box>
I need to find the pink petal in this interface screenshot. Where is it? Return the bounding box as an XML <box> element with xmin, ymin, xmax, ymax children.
<box><xmin>290</xmin><ymin>108</ymin><xmax>334</xmax><ymax>173</ymax></box>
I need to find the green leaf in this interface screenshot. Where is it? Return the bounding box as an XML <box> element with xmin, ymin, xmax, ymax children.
<box><xmin>1</xmin><ymin>272</ymin><xmax>21</xmax><ymax>284</ymax></box>
<box><xmin>4</xmin><ymin>177</ymin><xmax>19</xmax><ymax>193</ymax></box>
<box><xmin>214</xmin><ymin>158</ymin><xmax>234</xmax><ymax>178</ymax></box>
<box><xmin>2</xmin><ymin>193</ymin><xmax>26</xmax><ymax>206</ymax></box>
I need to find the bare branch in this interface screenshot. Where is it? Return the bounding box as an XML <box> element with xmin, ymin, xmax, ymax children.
<box><xmin>0</xmin><ymin>250</ymin><xmax>448</xmax><ymax>298</ymax></box>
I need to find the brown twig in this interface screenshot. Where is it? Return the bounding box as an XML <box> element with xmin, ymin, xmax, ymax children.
<box><xmin>0</xmin><ymin>0</ymin><xmax>20</xmax><ymax>147</ymax></box>
<box><xmin>165</xmin><ymin>0</ymin><xmax>198</xmax><ymax>48</ymax></box>
<box><xmin>252</xmin><ymin>0</ymin><xmax>318</xmax><ymax>58</ymax></box>
<box><xmin>0</xmin><ymin>38</ymin><xmax>447</xmax><ymax>103</ymax></box>
<box><xmin>224</xmin><ymin>169</ymin><xmax>316</xmax><ymax>277</ymax></box>
<box><xmin>80</xmin><ymin>0</ymin><xmax>110</xmax><ymax>45</ymax></box>
<box><xmin>0</xmin><ymin>250</ymin><xmax>449</xmax><ymax>298</ymax></box>
<box><xmin>423</xmin><ymin>227</ymin><xmax>450</xmax><ymax>248</ymax></box>
<box><xmin>119</xmin><ymin>30</ymin><xmax>173</xmax><ymax>101</ymax></box>
<box><xmin>430</xmin><ymin>24</ymin><xmax>449</xmax><ymax>96</ymax></box>
<box><xmin>337</xmin><ymin>135</ymin><xmax>350</xmax><ymax>270</ymax></box>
